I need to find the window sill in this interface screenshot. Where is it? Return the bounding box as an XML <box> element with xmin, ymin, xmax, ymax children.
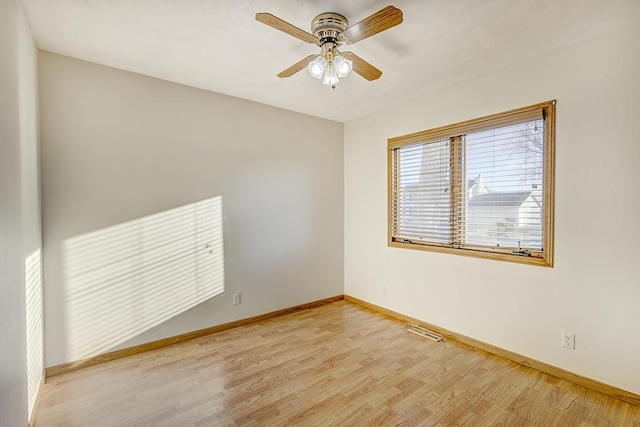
<box><xmin>388</xmin><ymin>240</ymin><xmax>553</xmax><ymax>267</ymax></box>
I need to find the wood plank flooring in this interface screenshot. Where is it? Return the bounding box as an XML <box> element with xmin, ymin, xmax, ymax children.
<box><xmin>36</xmin><ymin>301</ymin><xmax>640</xmax><ymax>426</ymax></box>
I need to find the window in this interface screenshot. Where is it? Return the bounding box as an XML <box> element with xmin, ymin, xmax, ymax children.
<box><xmin>388</xmin><ymin>101</ymin><xmax>555</xmax><ymax>266</ymax></box>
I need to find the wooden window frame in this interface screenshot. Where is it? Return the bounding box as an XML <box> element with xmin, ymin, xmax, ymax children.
<box><xmin>388</xmin><ymin>101</ymin><xmax>555</xmax><ymax>267</ymax></box>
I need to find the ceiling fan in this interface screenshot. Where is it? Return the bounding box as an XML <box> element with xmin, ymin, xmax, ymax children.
<box><xmin>255</xmin><ymin>6</ymin><xmax>403</xmax><ymax>89</ymax></box>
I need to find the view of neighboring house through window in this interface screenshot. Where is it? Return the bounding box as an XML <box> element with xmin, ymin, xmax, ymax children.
<box><xmin>388</xmin><ymin>101</ymin><xmax>555</xmax><ymax>266</ymax></box>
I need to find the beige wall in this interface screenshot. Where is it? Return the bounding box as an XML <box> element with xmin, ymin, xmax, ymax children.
<box><xmin>39</xmin><ymin>52</ymin><xmax>344</xmax><ymax>367</ymax></box>
<box><xmin>0</xmin><ymin>0</ymin><xmax>42</xmax><ymax>424</ymax></box>
<box><xmin>345</xmin><ymin>23</ymin><xmax>640</xmax><ymax>394</ymax></box>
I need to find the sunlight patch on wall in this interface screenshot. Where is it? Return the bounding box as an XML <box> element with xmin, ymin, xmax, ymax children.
<box><xmin>25</xmin><ymin>248</ymin><xmax>43</xmax><ymax>417</ymax></box>
<box><xmin>63</xmin><ymin>196</ymin><xmax>224</xmax><ymax>361</ymax></box>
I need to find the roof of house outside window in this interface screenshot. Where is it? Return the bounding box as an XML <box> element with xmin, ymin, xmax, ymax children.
<box><xmin>468</xmin><ymin>191</ymin><xmax>534</xmax><ymax>208</ymax></box>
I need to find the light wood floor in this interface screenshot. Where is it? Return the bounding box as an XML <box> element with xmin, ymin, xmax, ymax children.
<box><xmin>37</xmin><ymin>301</ymin><xmax>640</xmax><ymax>426</ymax></box>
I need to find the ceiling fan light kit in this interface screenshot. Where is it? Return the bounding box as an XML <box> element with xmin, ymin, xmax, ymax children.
<box><xmin>255</xmin><ymin>6</ymin><xmax>403</xmax><ymax>89</ymax></box>
<box><xmin>307</xmin><ymin>51</ymin><xmax>352</xmax><ymax>86</ymax></box>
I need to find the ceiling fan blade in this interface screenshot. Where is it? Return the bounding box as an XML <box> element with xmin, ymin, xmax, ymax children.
<box><xmin>342</xmin><ymin>6</ymin><xmax>403</xmax><ymax>44</ymax></box>
<box><xmin>256</xmin><ymin>13</ymin><xmax>317</xmax><ymax>44</ymax></box>
<box><xmin>277</xmin><ymin>55</ymin><xmax>319</xmax><ymax>78</ymax></box>
<box><xmin>342</xmin><ymin>52</ymin><xmax>382</xmax><ymax>81</ymax></box>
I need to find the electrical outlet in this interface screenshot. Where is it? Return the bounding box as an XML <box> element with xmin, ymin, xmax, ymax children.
<box><xmin>562</xmin><ymin>332</ymin><xmax>575</xmax><ymax>349</ymax></box>
<box><xmin>381</xmin><ymin>285</ymin><xmax>387</xmax><ymax>295</ymax></box>
<box><xmin>232</xmin><ymin>293</ymin><xmax>241</xmax><ymax>305</ymax></box>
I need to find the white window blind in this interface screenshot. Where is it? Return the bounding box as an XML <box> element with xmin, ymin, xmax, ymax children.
<box><xmin>464</xmin><ymin>121</ymin><xmax>544</xmax><ymax>251</ymax></box>
<box><xmin>389</xmin><ymin>101</ymin><xmax>555</xmax><ymax>266</ymax></box>
<box><xmin>392</xmin><ymin>138</ymin><xmax>451</xmax><ymax>244</ymax></box>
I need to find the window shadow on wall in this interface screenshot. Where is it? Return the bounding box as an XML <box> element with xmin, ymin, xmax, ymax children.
<box><xmin>61</xmin><ymin>196</ymin><xmax>225</xmax><ymax>361</ymax></box>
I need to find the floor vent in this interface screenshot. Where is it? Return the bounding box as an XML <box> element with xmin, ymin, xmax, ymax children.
<box><xmin>407</xmin><ymin>324</ymin><xmax>444</xmax><ymax>342</ymax></box>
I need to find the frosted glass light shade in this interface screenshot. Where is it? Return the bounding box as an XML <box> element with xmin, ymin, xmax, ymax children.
<box><xmin>334</xmin><ymin>55</ymin><xmax>353</xmax><ymax>78</ymax></box>
<box><xmin>322</xmin><ymin>65</ymin><xmax>339</xmax><ymax>86</ymax></box>
<box><xmin>307</xmin><ymin>56</ymin><xmax>327</xmax><ymax>79</ymax></box>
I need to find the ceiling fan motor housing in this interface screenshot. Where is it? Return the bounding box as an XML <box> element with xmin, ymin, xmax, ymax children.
<box><xmin>312</xmin><ymin>13</ymin><xmax>348</xmax><ymax>49</ymax></box>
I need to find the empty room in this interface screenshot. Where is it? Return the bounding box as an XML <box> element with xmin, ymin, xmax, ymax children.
<box><xmin>2</xmin><ymin>0</ymin><xmax>640</xmax><ymax>425</ymax></box>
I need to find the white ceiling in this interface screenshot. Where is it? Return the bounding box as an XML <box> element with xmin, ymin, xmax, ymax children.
<box><xmin>22</xmin><ymin>0</ymin><xmax>640</xmax><ymax>123</ymax></box>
